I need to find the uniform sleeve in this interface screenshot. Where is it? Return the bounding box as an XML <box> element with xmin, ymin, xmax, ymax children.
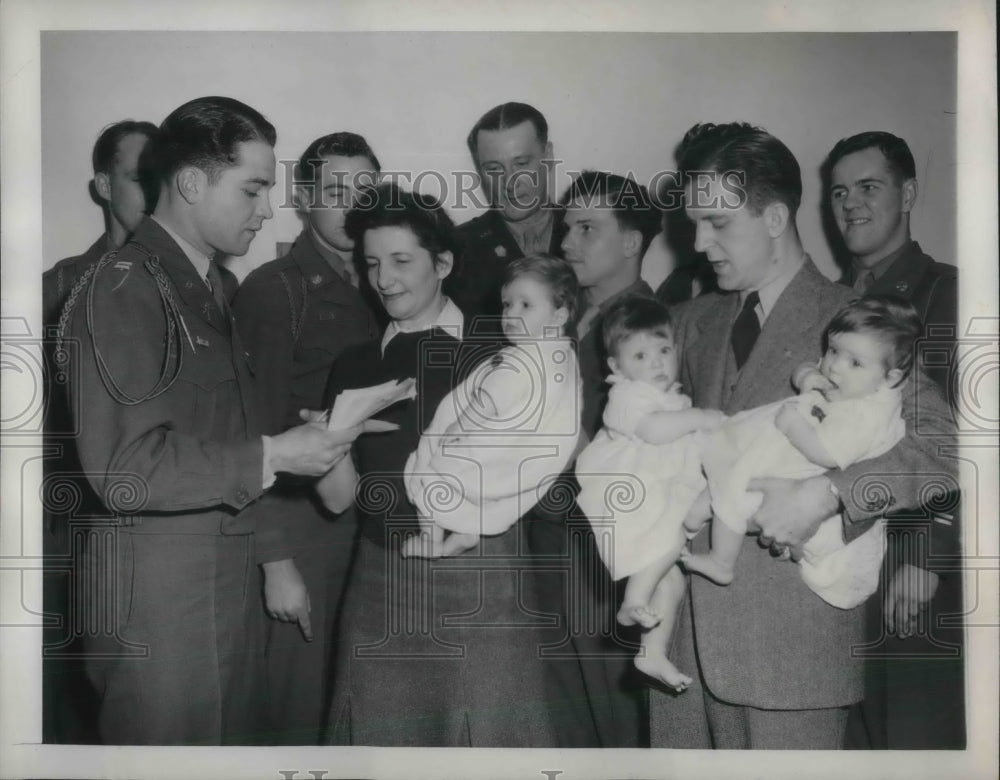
<box><xmin>830</xmin><ymin>370</ymin><xmax>959</xmax><ymax>563</ymax></box>
<box><xmin>233</xmin><ymin>271</ymin><xmax>296</xmax><ymax>436</ymax></box>
<box><xmin>69</xmin><ymin>270</ymin><xmax>265</xmax><ymax>515</ymax></box>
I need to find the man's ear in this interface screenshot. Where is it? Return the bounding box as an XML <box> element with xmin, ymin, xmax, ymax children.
<box><xmin>901</xmin><ymin>177</ymin><xmax>918</xmax><ymax>213</ymax></box>
<box><xmin>553</xmin><ymin>306</ymin><xmax>570</xmax><ymax>329</ymax></box>
<box><xmin>434</xmin><ymin>250</ymin><xmax>454</xmax><ymax>280</ymax></box>
<box><xmin>292</xmin><ymin>183</ymin><xmax>311</xmax><ymax>211</ymax></box>
<box><xmin>623</xmin><ymin>228</ymin><xmax>643</xmax><ymax>260</ymax></box>
<box><xmin>93</xmin><ymin>172</ymin><xmax>111</xmax><ymax>203</ymax></box>
<box><xmin>764</xmin><ymin>201</ymin><xmax>790</xmax><ymax>238</ymax></box>
<box><xmin>886</xmin><ymin>367</ymin><xmax>904</xmax><ymax>388</ymax></box>
<box><xmin>176</xmin><ymin>166</ymin><xmax>205</xmax><ymax>205</ymax></box>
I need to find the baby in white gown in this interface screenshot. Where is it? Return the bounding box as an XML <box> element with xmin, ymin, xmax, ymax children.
<box><xmin>577</xmin><ymin>296</ymin><xmax>724</xmax><ymax>689</ymax></box>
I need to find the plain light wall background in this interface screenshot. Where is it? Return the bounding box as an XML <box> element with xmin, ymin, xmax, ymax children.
<box><xmin>41</xmin><ymin>31</ymin><xmax>956</xmax><ymax>286</ymax></box>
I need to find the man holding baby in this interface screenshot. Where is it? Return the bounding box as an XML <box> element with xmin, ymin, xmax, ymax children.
<box><xmin>649</xmin><ymin>122</ymin><xmax>957</xmax><ymax>749</ymax></box>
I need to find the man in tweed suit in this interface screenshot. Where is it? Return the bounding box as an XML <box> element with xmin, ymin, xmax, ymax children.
<box><xmin>649</xmin><ymin>123</ymin><xmax>956</xmax><ymax>749</ymax></box>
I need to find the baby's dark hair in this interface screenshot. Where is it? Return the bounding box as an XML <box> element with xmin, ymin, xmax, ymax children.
<box><xmin>502</xmin><ymin>253</ymin><xmax>580</xmax><ymax>339</ymax></box>
<box><xmin>601</xmin><ymin>294</ymin><xmax>674</xmax><ymax>360</ymax></box>
<box><xmin>826</xmin><ymin>295</ymin><xmax>922</xmax><ymax>382</ymax></box>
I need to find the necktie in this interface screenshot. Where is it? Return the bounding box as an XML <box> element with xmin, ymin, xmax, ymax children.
<box><xmin>731</xmin><ymin>291</ymin><xmax>760</xmax><ymax>370</ymax></box>
<box><xmin>853</xmin><ymin>270</ymin><xmax>874</xmax><ymax>294</ymax></box>
<box><xmin>206</xmin><ymin>262</ymin><xmax>228</xmax><ymax>314</ymax></box>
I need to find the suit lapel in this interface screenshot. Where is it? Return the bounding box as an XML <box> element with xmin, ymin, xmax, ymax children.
<box><xmin>728</xmin><ymin>263</ymin><xmax>816</xmax><ymax>411</ymax></box>
<box><xmin>683</xmin><ymin>294</ymin><xmax>738</xmax><ymax>411</ymax></box>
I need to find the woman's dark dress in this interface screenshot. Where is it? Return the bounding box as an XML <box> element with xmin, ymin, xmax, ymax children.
<box><xmin>324</xmin><ymin>327</ymin><xmax>560</xmax><ymax>746</ymax></box>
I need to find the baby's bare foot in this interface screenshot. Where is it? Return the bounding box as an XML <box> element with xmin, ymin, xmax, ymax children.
<box><xmin>635</xmin><ymin>652</ymin><xmax>693</xmax><ymax>692</ymax></box>
<box><xmin>680</xmin><ymin>549</ymin><xmax>734</xmax><ymax>585</ymax></box>
<box><xmin>401</xmin><ymin>532</ymin><xmax>441</xmax><ymax>559</ymax></box>
<box><xmin>617</xmin><ymin>603</ymin><xmax>662</xmax><ymax>629</ymax></box>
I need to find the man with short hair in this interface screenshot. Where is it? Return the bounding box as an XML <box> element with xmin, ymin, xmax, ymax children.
<box><xmin>234</xmin><ymin>132</ymin><xmax>381</xmax><ymax>744</ymax></box>
<box><xmin>825</xmin><ymin>130</ymin><xmax>963</xmax><ymax>749</ymax></box>
<box><xmin>648</xmin><ymin>122</ymin><xmax>956</xmax><ymax>749</ymax></box>
<box><xmin>43</xmin><ymin>120</ymin><xmax>158</xmax><ymax>326</ymax></box>
<box><xmin>42</xmin><ymin>118</ymin><xmax>157</xmax><ymax>743</ymax></box>
<box><xmin>62</xmin><ymin>96</ymin><xmax>371</xmax><ymax>745</ymax></box>
<box><xmin>452</xmin><ymin>102</ymin><xmax>563</xmax><ymax>332</ymax></box>
<box><xmin>529</xmin><ymin>171</ymin><xmax>661</xmax><ymax>747</ymax></box>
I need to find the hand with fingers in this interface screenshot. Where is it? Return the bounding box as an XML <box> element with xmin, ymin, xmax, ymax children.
<box><xmin>261</xmin><ymin>558</ymin><xmax>314</xmax><ymax>642</ymax></box>
<box><xmin>749</xmin><ymin>475</ymin><xmax>839</xmax><ymax>562</ymax></box>
<box><xmin>885</xmin><ymin>563</ymin><xmax>939</xmax><ymax>638</ymax></box>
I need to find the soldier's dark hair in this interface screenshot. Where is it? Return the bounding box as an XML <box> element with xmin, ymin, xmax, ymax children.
<box><xmin>502</xmin><ymin>253</ymin><xmax>581</xmax><ymax>340</ymax></box>
<box><xmin>560</xmin><ymin>171</ymin><xmax>662</xmax><ymax>257</ymax></box>
<box><xmin>601</xmin><ymin>294</ymin><xmax>673</xmax><ymax>361</ymax></box>
<box><xmin>345</xmin><ymin>183</ymin><xmax>459</xmax><ymax>279</ymax></box>
<box><xmin>823</xmin><ymin>131</ymin><xmax>917</xmax><ymax>185</ymax></box>
<box><xmin>151</xmin><ymin>96</ymin><xmax>276</xmax><ymax>184</ymax></box>
<box><xmin>466</xmin><ymin>102</ymin><xmax>549</xmax><ymax>162</ymax></box>
<box><xmin>677</xmin><ymin>122</ymin><xmax>802</xmax><ymax>217</ymax></box>
<box><xmin>826</xmin><ymin>295</ymin><xmax>923</xmax><ymax>383</ymax></box>
<box><xmin>91</xmin><ymin>120</ymin><xmax>158</xmax><ymax>175</ymax></box>
<box><xmin>295</xmin><ymin>132</ymin><xmax>381</xmax><ymax>184</ymax></box>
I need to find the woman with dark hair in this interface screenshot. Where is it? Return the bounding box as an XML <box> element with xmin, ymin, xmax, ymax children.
<box><xmin>316</xmin><ymin>184</ymin><xmax>561</xmax><ymax>747</ymax></box>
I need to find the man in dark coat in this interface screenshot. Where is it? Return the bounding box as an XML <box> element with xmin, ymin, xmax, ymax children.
<box><xmin>530</xmin><ymin>171</ymin><xmax>662</xmax><ymax>747</ymax></box>
<box><xmin>825</xmin><ymin>130</ymin><xmax>963</xmax><ymax>749</ymax></box>
<box><xmin>62</xmin><ymin>96</ymin><xmax>367</xmax><ymax>745</ymax></box>
<box><xmin>452</xmin><ymin>102</ymin><xmax>564</xmax><ymax>333</ymax></box>
<box><xmin>234</xmin><ymin>132</ymin><xmax>381</xmax><ymax>744</ymax></box>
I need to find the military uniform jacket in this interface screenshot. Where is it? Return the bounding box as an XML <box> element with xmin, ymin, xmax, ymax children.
<box><xmin>673</xmin><ymin>260</ymin><xmax>957</xmax><ymax>708</ymax></box>
<box><xmin>452</xmin><ymin>207</ymin><xmax>565</xmax><ymax>330</ymax></box>
<box><xmin>840</xmin><ymin>241</ymin><xmax>960</xmax><ymax>571</ymax></box>
<box><xmin>44</xmin><ymin>234</ymin><xmax>109</xmax><ymax>331</ymax></box>
<box><xmin>233</xmin><ymin>231</ymin><xmax>379</xmax><ymax>561</ymax></box>
<box><xmin>234</xmin><ymin>230</ymin><xmax>379</xmax><ymax>435</ymax></box>
<box><xmin>841</xmin><ymin>241</ymin><xmax>958</xmax><ymax>397</ymax></box>
<box><xmin>64</xmin><ymin>217</ymin><xmax>266</xmax><ymax>536</ymax></box>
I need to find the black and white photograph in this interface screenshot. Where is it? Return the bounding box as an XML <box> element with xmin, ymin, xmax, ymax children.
<box><xmin>1</xmin><ymin>1</ymin><xmax>996</xmax><ymax>779</ymax></box>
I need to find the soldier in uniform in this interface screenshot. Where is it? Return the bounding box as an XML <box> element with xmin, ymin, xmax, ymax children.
<box><xmin>61</xmin><ymin>96</ymin><xmax>374</xmax><ymax>745</ymax></box>
<box><xmin>451</xmin><ymin>102</ymin><xmax>564</xmax><ymax>334</ymax></box>
<box><xmin>233</xmin><ymin>132</ymin><xmax>381</xmax><ymax>744</ymax></box>
<box><xmin>41</xmin><ymin>118</ymin><xmax>156</xmax><ymax>743</ymax></box>
<box><xmin>44</xmin><ymin>120</ymin><xmax>158</xmax><ymax>328</ymax></box>
<box><xmin>825</xmin><ymin>131</ymin><xmax>964</xmax><ymax>749</ymax></box>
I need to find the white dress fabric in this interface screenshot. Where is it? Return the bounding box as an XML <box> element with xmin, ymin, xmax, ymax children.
<box><xmin>702</xmin><ymin>385</ymin><xmax>905</xmax><ymax>608</ymax></box>
<box><xmin>576</xmin><ymin>377</ymin><xmax>705</xmax><ymax>581</ymax></box>
<box><xmin>404</xmin><ymin>339</ymin><xmax>581</xmax><ymax>536</ymax></box>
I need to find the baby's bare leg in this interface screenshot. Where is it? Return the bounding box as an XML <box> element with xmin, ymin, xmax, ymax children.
<box><xmin>681</xmin><ymin>519</ymin><xmax>742</xmax><ymax>584</ymax></box>
<box><xmin>439</xmin><ymin>531</ymin><xmax>480</xmax><ymax>557</ymax></box>
<box><xmin>634</xmin><ymin>565</ymin><xmax>692</xmax><ymax>691</ymax></box>
<box><xmin>683</xmin><ymin>488</ymin><xmax>712</xmax><ymax>534</ymax></box>
<box><xmin>618</xmin><ymin>530</ymin><xmax>685</xmax><ymax>628</ymax></box>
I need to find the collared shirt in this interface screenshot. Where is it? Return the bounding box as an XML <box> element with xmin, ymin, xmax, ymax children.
<box><xmin>851</xmin><ymin>239</ymin><xmax>913</xmax><ymax>290</ymax></box>
<box><xmin>381</xmin><ymin>296</ymin><xmax>465</xmax><ymax>354</ymax></box>
<box><xmin>742</xmin><ymin>252</ymin><xmax>807</xmax><ymax>327</ymax></box>
<box><xmin>505</xmin><ymin>208</ymin><xmax>555</xmax><ymax>257</ymax></box>
<box><xmin>151</xmin><ymin>216</ymin><xmax>215</xmax><ymax>285</ymax></box>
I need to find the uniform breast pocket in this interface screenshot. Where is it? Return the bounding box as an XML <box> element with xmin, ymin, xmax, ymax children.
<box><xmin>176</xmin><ymin>343</ymin><xmax>242</xmax><ymax>436</ymax></box>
